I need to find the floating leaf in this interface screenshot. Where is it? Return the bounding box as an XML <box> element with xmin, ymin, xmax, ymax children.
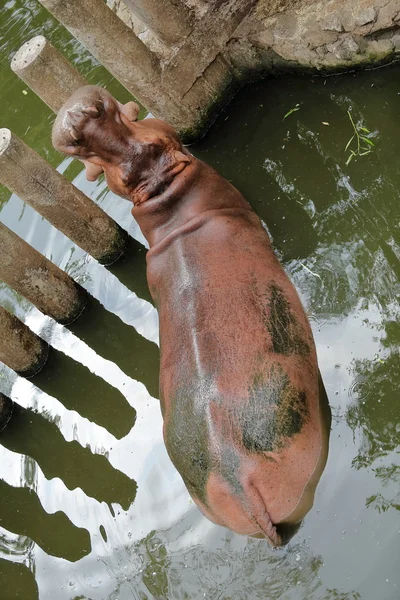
<box><xmin>344</xmin><ymin>111</ymin><xmax>376</xmax><ymax>166</ymax></box>
<box><xmin>361</xmin><ymin>136</ymin><xmax>375</xmax><ymax>147</ymax></box>
<box><xmin>283</xmin><ymin>104</ymin><xmax>300</xmax><ymax>121</ymax></box>
<box><xmin>299</xmin><ymin>263</ymin><xmax>322</xmax><ymax>280</ymax></box>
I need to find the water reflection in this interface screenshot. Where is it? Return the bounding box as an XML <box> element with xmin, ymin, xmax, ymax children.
<box><xmin>346</xmin><ymin>343</ymin><xmax>400</xmax><ymax>515</ymax></box>
<box><xmin>93</xmin><ymin>520</ymin><xmax>362</xmax><ymax>600</ymax></box>
<box><xmin>365</xmin><ymin>464</ymin><xmax>400</xmax><ymax>514</ymax></box>
<box><xmin>347</xmin><ymin>351</ymin><xmax>399</xmax><ymax>466</ymax></box>
<box><xmin>323</xmin><ymin>591</ymin><xmax>361</xmax><ymax>600</ymax></box>
<box><xmin>0</xmin><ymin>527</ymin><xmax>33</xmax><ymax>562</ymax></box>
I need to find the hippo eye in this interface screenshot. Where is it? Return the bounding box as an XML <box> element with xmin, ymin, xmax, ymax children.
<box><xmin>70</xmin><ymin>135</ymin><xmax>84</xmax><ymax>148</ymax></box>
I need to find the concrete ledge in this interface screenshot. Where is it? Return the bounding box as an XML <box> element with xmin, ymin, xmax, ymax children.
<box><xmin>89</xmin><ymin>0</ymin><xmax>400</xmax><ymax>138</ymax></box>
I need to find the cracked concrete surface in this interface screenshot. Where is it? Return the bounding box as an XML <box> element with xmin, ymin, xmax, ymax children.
<box><xmin>107</xmin><ymin>0</ymin><xmax>400</xmax><ymax>136</ymax></box>
<box><xmin>230</xmin><ymin>0</ymin><xmax>400</xmax><ymax>75</ymax></box>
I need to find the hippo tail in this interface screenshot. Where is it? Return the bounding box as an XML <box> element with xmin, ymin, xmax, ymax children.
<box><xmin>201</xmin><ymin>472</ymin><xmax>284</xmax><ymax>545</ymax></box>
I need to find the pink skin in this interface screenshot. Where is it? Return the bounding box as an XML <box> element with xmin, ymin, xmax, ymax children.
<box><xmin>52</xmin><ymin>85</ymin><xmax>191</xmax><ymax>205</ymax></box>
<box><xmin>82</xmin><ymin>99</ymin><xmax>140</xmax><ymax>182</ymax></box>
<box><xmin>52</xmin><ymin>86</ymin><xmax>331</xmax><ymax>546</ymax></box>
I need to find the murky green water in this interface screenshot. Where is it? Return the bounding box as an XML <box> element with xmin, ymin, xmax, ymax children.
<box><xmin>1</xmin><ymin>2</ymin><xmax>399</xmax><ymax>599</ymax></box>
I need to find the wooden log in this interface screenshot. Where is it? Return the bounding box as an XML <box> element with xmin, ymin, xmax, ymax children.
<box><xmin>0</xmin><ymin>128</ymin><xmax>128</xmax><ymax>265</ymax></box>
<box><xmin>10</xmin><ymin>35</ymin><xmax>87</xmax><ymax>113</ymax></box>
<box><xmin>121</xmin><ymin>0</ymin><xmax>192</xmax><ymax>45</ymax></box>
<box><xmin>38</xmin><ymin>0</ymin><xmax>194</xmax><ymax>133</ymax></box>
<box><xmin>0</xmin><ymin>306</ymin><xmax>49</xmax><ymax>377</ymax></box>
<box><xmin>0</xmin><ymin>222</ymin><xmax>87</xmax><ymax>324</ymax></box>
<box><xmin>0</xmin><ymin>393</ymin><xmax>14</xmax><ymax>432</ymax></box>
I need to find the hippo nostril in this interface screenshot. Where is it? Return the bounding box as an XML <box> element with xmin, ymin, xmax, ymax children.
<box><xmin>69</xmin><ymin>126</ymin><xmax>81</xmax><ymax>143</ymax></box>
<box><xmin>81</xmin><ymin>103</ymin><xmax>104</xmax><ymax>119</ymax></box>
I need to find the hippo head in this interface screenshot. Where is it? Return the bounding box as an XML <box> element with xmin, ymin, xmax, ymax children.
<box><xmin>52</xmin><ymin>85</ymin><xmax>191</xmax><ymax>205</ymax></box>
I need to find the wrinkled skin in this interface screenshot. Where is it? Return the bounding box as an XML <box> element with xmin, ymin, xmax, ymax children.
<box><xmin>53</xmin><ymin>86</ymin><xmax>331</xmax><ymax>546</ymax></box>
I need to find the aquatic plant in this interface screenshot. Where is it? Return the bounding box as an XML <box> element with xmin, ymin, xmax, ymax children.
<box><xmin>345</xmin><ymin>110</ymin><xmax>375</xmax><ymax>165</ymax></box>
<box><xmin>283</xmin><ymin>103</ymin><xmax>300</xmax><ymax>120</ymax></box>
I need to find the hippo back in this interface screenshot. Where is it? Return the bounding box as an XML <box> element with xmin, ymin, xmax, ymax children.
<box><xmin>147</xmin><ymin>205</ymin><xmax>329</xmax><ymax>542</ymax></box>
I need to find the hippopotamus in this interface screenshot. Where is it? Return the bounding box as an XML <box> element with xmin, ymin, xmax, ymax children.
<box><xmin>52</xmin><ymin>86</ymin><xmax>331</xmax><ymax>546</ymax></box>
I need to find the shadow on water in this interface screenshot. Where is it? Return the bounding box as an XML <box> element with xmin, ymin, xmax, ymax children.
<box><xmin>0</xmin><ymin>558</ymin><xmax>38</xmax><ymax>600</ymax></box>
<box><xmin>0</xmin><ymin>403</ymin><xmax>137</xmax><ymax>509</ymax></box>
<box><xmin>106</xmin><ymin>236</ymin><xmax>152</xmax><ymax>305</ymax></box>
<box><xmin>68</xmin><ymin>294</ymin><xmax>160</xmax><ymax>399</ymax></box>
<box><xmin>0</xmin><ymin>479</ymin><xmax>90</xmax><ymax>562</ymax></box>
<box><xmin>32</xmin><ymin>347</ymin><xmax>136</xmax><ymax>439</ymax></box>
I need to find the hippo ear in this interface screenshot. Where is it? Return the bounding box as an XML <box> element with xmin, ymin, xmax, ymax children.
<box><xmin>173</xmin><ymin>150</ymin><xmax>191</xmax><ymax>163</ymax></box>
<box><xmin>170</xmin><ymin>150</ymin><xmax>191</xmax><ymax>170</ymax></box>
<box><xmin>121</xmin><ymin>101</ymin><xmax>140</xmax><ymax>122</ymax></box>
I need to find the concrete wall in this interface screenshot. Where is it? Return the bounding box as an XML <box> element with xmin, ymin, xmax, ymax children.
<box><xmin>227</xmin><ymin>0</ymin><xmax>400</xmax><ymax>79</ymax></box>
<box><xmin>108</xmin><ymin>0</ymin><xmax>400</xmax><ymax>136</ymax></box>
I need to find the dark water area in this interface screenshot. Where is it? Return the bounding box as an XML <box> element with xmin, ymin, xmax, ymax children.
<box><xmin>0</xmin><ymin>1</ymin><xmax>399</xmax><ymax>599</ymax></box>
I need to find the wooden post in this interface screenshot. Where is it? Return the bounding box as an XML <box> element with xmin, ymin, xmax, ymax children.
<box><xmin>0</xmin><ymin>306</ymin><xmax>49</xmax><ymax>377</ymax></box>
<box><xmin>0</xmin><ymin>393</ymin><xmax>14</xmax><ymax>432</ymax></box>
<box><xmin>0</xmin><ymin>222</ymin><xmax>87</xmax><ymax>324</ymax></box>
<box><xmin>38</xmin><ymin>0</ymin><xmax>194</xmax><ymax>132</ymax></box>
<box><xmin>10</xmin><ymin>36</ymin><xmax>87</xmax><ymax>114</ymax></box>
<box><xmin>0</xmin><ymin>128</ymin><xmax>128</xmax><ymax>265</ymax></box>
<box><xmin>121</xmin><ymin>0</ymin><xmax>192</xmax><ymax>45</ymax></box>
